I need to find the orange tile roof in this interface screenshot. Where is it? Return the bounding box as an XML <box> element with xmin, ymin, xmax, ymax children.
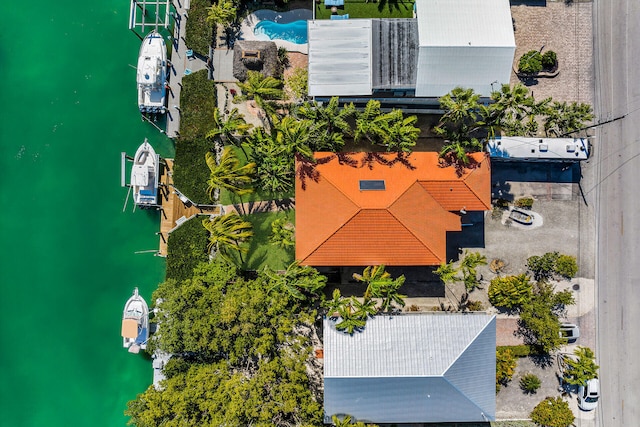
<box><xmin>295</xmin><ymin>152</ymin><xmax>491</xmax><ymax>266</ymax></box>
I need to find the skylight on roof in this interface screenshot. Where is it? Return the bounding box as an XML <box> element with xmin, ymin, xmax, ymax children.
<box><xmin>359</xmin><ymin>180</ymin><xmax>386</xmax><ymax>191</ymax></box>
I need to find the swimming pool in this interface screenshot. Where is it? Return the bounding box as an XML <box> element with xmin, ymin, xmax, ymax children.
<box><xmin>253</xmin><ymin>20</ymin><xmax>308</xmax><ymax>44</ymax></box>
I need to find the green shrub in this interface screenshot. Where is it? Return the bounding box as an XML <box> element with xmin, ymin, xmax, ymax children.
<box><xmin>520</xmin><ymin>373</ymin><xmax>541</xmax><ymax>394</ymax></box>
<box><xmin>498</xmin><ymin>345</ymin><xmax>532</xmax><ymax>358</ymax></box>
<box><xmin>514</xmin><ymin>197</ymin><xmax>534</xmax><ymax>209</ymax></box>
<box><xmin>518</xmin><ymin>50</ymin><xmax>543</xmax><ymax>74</ymax></box>
<box><xmin>527</xmin><ymin>252</ymin><xmax>560</xmax><ymax>281</ymax></box>
<box><xmin>530</xmin><ymin>397</ymin><xmax>574</xmax><ymax>427</ymax></box>
<box><xmin>166</xmin><ymin>217</ymin><xmax>210</xmax><ymax>281</ymax></box>
<box><xmin>541</xmin><ymin>51</ymin><xmax>557</xmax><ymax>69</ymax></box>
<box><xmin>496</xmin><ymin>348</ymin><xmax>517</xmax><ymax>390</ymax></box>
<box><xmin>185</xmin><ymin>0</ymin><xmax>214</xmax><ymax>55</ymax></box>
<box><xmin>173</xmin><ymin>69</ymin><xmax>217</xmax><ymax>203</ymax></box>
<box><xmin>488</xmin><ymin>274</ymin><xmax>532</xmax><ymax>310</ymax></box>
<box><xmin>555</xmin><ymin>255</ymin><xmax>578</xmax><ymax>279</ymax></box>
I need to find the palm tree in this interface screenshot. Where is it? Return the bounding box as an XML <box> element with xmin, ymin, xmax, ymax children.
<box><xmin>434</xmin><ymin>87</ymin><xmax>481</xmax><ymax>141</ymax></box>
<box><xmin>439</xmin><ymin>138</ymin><xmax>483</xmax><ymax>167</ymax></box>
<box><xmin>263</xmin><ymin>261</ymin><xmax>327</xmax><ymax>302</ymax></box>
<box><xmin>382</xmin><ymin>109</ymin><xmax>420</xmax><ymax>152</ymax></box>
<box><xmin>206</xmin><ymin>107</ymin><xmax>253</xmax><ymax>160</ymax></box>
<box><xmin>206</xmin><ymin>0</ymin><xmax>237</xmax><ymax>27</ymax></box>
<box><xmin>543</xmin><ymin>101</ymin><xmax>594</xmax><ymax>137</ymax></box>
<box><xmin>434</xmin><ymin>261</ymin><xmax>460</xmax><ymax>284</ymax></box>
<box><xmin>205</xmin><ymin>148</ymin><xmax>255</xmax><ymax>202</ymax></box>
<box><xmin>274</xmin><ymin>116</ymin><xmax>314</xmax><ymax>160</ymax></box>
<box><xmin>354</xmin><ymin>100</ymin><xmax>389</xmax><ymax>146</ymax></box>
<box><xmin>237</xmin><ymin>71</ymin><xmax>285</xmax><ymax>120</ymax></box>
<box><xmin>459</xmin><ymin>251</ymin><xmax>487</xmax><ymax>291</ymax></box>
<box><xmin>249</xmin><ymin>128</ymin><xmax>294</xmax><ymax>194</ymax></box>
<box><xmin>353</xmin><ymin>265</ymin><xmax>406</xmax><ymax>312</ymax></box>
<box><xmin>202</xmin><ymin>212</ymin><xmax>253</xmax><ymax>264</ymax></box>
<box><xmin>294</xmin><ymin>97</ymin><xmax>355</xmax><ymax>152</ymax></box>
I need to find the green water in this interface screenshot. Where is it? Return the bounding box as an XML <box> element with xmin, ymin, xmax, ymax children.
<box><xmin>0</xmin><ymin>1</ymin><xmax>173</xmax><ymax>425</ymax></box>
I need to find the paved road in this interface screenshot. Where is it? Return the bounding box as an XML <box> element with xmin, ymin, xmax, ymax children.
<box><xmin>593</xmin><ymin>1</ymin><xmax>640</xmax><ymax>426</ymax></box>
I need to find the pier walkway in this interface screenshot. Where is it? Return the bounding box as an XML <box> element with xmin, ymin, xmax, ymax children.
<box><xmin>157</xmin><ymin>159</ymin><xmax>221</xmax><ymax>256</ymax></box>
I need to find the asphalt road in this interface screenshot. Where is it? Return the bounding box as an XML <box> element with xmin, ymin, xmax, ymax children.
<box><xmin>593</xmin><ymin>1</ymin><xmax>640</xmax><ymax>426</ymax></box>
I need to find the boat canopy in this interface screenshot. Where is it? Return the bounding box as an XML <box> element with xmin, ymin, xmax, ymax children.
<box><xmin>131</xmin><ymin>164</ymin><xmax>150</xmax><ymax>186</ymax></box>
<box><xmin>122</xmin><ymin>318</ymin><xmax>139</xmax><ymax>339</ymax></box>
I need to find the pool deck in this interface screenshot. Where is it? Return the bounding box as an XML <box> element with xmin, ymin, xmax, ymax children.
<box><xmin>239</xmin><ymin>9</ymin><xmax>312</xmax><ymax>54</ymax></box>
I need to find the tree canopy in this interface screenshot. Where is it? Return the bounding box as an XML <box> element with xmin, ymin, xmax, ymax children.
<box><xmin>128</xmin><ymin>259</ymin><xmax>324</xmax><ymax>427</ymax></box>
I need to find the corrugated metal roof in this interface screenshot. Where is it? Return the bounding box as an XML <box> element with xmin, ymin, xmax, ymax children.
<box><xmin>307</xmin><ymin>20</ymin><xmax>373</xmax><ymax>96</ymax></box>
<box><xmin>323</xmin><ymin>314</ymin><xmax>496</xmax><ymax>423</ymax></box>
<box><xmin>372</xmin><ymin>19</ymin><xmax>419</xmax><ymax>89</ymax></box>
<box><xmin>324</xmin><ymin>314</ymin><xmax>494</xmax><ymax>377</ymax></box>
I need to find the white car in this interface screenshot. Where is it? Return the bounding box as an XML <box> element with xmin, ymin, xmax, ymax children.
<box><xmin>560</xmin><ymin>323</ymin><xmax>580</xmax><ymax>342</ymax></box>
<box><xmin>578</xmin><ymin>378</ymin><xmax>600</xmax><ymax>411</ymax></box>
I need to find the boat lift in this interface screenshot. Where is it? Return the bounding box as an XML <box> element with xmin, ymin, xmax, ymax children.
<box><xmin>129</xmin><ymin>0</ymin><xmax>172</xmax><ymax>39</ymax></box>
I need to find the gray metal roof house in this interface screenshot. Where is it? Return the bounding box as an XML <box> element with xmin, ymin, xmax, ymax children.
<box><xmin>323</xmin><ymin>314</ymin><xmax>496</xmax><ymax>424</ymax></box>
<box><xmin>308</xmin><ymin>0</ymin><xmax>515</xmax><ymax>107</ymax></box>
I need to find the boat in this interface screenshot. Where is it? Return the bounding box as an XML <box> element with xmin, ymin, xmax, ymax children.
<box><xmin>121</xmin><ymin>287</ymin><xmax>149</xmax><ymax>353</ymax></box>
<box><xmin>131</xmin><ymin>139</ymin><xmax>159</xmax><ymax>207</ymax></box>
<box><xmin>137</xmin><ymin>31</ymin><xmax>167</xmax><ymax>114</ymax></box>
<box><xmin>509</xmin><ymin>208</ymin><xmax>533</xmax><ymax>225</ymax></box>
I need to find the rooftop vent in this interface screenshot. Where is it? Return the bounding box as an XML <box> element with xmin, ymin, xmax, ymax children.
<box><xmin>359</xmin><ymin>180</ymin><xmax>386</xmax><ymax>191</ymax></box>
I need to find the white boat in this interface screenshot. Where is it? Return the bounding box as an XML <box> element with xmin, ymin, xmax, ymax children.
<box><xmin>121</xmin><ymin>288</ymin><xmax>149</xmax><ymax>353</ymax></box>
<box><xmin>131</xmin><ymin>139</ymin><xmax>159</xmax><ymax>207</ymax></box>
<box><xmin>137</xmin><ymin>31</ymin><xmax>167</xmax><ymax>114</ymax></box>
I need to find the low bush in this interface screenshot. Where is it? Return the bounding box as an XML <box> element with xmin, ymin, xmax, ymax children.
<box><xmin>184</xmin><ymin>0</ymin><xmax>214</xmax><ymax>56</ymax></box>
<box><xmin>518</xmin><ymin>50</ymin><xmax>543</xmax><ymax>74</ymax></box>
<box><xmin>520</xmin><ymin>373</ymin><xmax>541</xmax><ymax>394</ymax></box>
<box><xmin>555</xmin><ymin>254</ymin><xmax>578</xmax><ymax>279</ymax></box>
<box><xmin>498</xmin><ymin>345</ymin><xmax>532</xmax><ymax>358</ymax></box>
<box><xmin>488</xmin><ymin>274</ymin><xmax>532</xmax><ymax>310</ymax></box>
<box><xmin>496</xmin><ymin>347</ymin><xmax>517</xmax><ymax>392</ymax></box>
<box><xmin>514</xmin><ymin>197</ymin><xmax>534</xmax><ymax>209</ymax></box>
<box><xmin>530</xmin><ymin>397</ymin><xmax>574</xmax><ymax>427</ymax></box>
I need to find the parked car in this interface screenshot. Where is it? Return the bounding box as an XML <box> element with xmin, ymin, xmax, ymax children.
<box><xmin>560</xmin><ymin>323</ymin><xmax>580</xmax><ymax>342</ymax></box>
<box><xmin>578</xmin><ymin>378</ymin><xmax>600</xmax><ymax>411</ymax></box>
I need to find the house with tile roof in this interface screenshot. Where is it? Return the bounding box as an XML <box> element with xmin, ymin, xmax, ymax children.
<box><xmin>295</xmin><ymin>152</ymin><xmax>491</xmax><ymax>267</ymax></box>
<box><xmin>323</xmin><ymin>313</ymin><xmax>497</xmax><ymax>424</ymax></box>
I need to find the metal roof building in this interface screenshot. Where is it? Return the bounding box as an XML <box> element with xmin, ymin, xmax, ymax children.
<box><xmin>415</xmin><ymin>0</ymin><xmax>516</xmax><ymax>97</ymax></box>
<box><xmin>307</xmin><ymin>19</ymin><xmax>373</xmax><ymax>97</ymax></box>
<box><xmin>323</xmin><ymin>314</ymin><xmax>496</xmax><ymax>424</ymax></box>
<box><xmin>307</xmin><ymin>0</ymin><xmax>515</xmax><ymax>99</ymax></box>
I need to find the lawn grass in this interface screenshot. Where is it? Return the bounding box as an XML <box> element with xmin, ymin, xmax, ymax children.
<box><xmin>314</xmin><ymin>0</ymin><xmax>414</xmax><ymax>19</ymax></box>
<box><xmin>227</xmin><ymin>210</ymin><xmax>295</xmax><ymax>271</ymax></box>
<box><xmin>219</xmin><ymin>145</ymin><xmax>294</xmax><ymax>205</ymax></box>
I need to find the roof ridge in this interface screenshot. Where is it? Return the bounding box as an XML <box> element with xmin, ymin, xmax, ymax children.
<box><xmin>387</xmin><ymin>181</ymin><xmax>440</xmax><ymax>258</ymax></box>
<box><xmin>460</xmin><ymin>157</ymin><xmax>491</xmax><ymax>210</ymax></box>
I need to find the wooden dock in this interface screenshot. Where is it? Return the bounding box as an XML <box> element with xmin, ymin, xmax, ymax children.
<box><xmin>157</xmin><ymin>159</ymin><xmax>221</xmax><ymax>257</ymax></box>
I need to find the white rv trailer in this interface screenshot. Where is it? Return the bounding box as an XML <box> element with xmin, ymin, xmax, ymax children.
<box><xmin>486</xmin><ymin>137</ymin><xmax>590</xmax><ymax>161</ymax></box>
